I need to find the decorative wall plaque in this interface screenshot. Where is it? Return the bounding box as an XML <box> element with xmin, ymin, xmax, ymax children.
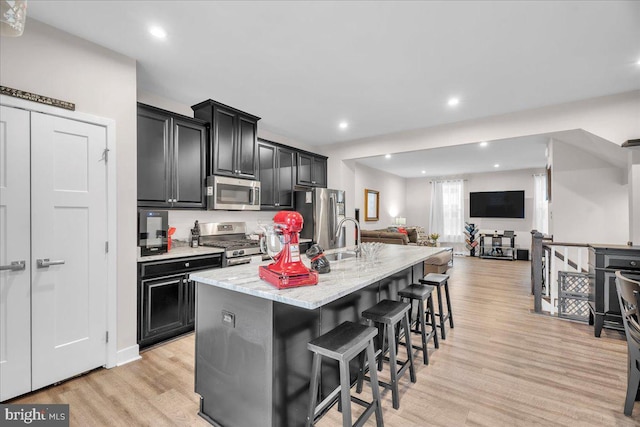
<box><xmin>0</xmin><ymin>85</ymin><xmax>75</xmax><ymax>111</ymax></box>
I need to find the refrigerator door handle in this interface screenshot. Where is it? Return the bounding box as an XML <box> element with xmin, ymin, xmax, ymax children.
<box><xmin>328</xmin><ymin>194</ymin><xmax>336</xmax><ymax>247</ymax></box>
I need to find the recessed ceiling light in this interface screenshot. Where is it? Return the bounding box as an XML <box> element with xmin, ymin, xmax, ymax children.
<box><xmin>149</xmin><ymin>26</ymin><xmax>167</xmax><ymax>39</ymax></box>
<box><xmin>636</xmin><ymin>58</ymin><xmax>640</xmax><ymax>66</ymax></box>
<box><xmin>338</xmin><ymin>121</ymin><xmax>348</xmax><ymax>130</ymax></box>
<box><xmin>421</xmin><ymin>170</ymin><xmax>426</xmax><ymax>174</ymax></box>
<box><xmin>479</xmin><ymin>141</ymin><xmax>488</xmax><ymax>147</ymax></box>
<box><xmin>447</xmin><ymin>97</ymin><xmax>460</xmax><ymax>107</ymax></box>
<box><xmin>385</xmin><ymin>154</ymin><xmax>391</xmax><ymax>159</ymax></box>
<box><xmin>494</xmin><ymin>164</ymin><xmax>500</xmax><ymax>168</ymax></box>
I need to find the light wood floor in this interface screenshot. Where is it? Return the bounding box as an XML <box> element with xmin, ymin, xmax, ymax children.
<box><xmin>10</xmin><ymin>257</ymin><xmax>639</xmax><ymax>426</ymax></box>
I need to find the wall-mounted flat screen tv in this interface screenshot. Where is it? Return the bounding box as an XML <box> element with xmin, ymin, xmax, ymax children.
<box><xmin>470</xmin><ymin>190</ymin><xmax>525</xmax><ymax>218</ymax></box>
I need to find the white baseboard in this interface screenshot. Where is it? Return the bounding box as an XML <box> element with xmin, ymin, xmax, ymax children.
<box><xmin>116</xmin><ymin>344</ymin><xmax>141</xmax><ymax>366</ymax></box>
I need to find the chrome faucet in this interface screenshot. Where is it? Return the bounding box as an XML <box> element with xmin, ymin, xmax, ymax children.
<box><xmin>336</xmin><ymin>217</ymin><xmax>361</xmax><ymax>256</ymax></box>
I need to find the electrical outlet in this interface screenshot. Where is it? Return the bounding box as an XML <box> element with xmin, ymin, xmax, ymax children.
<box><xmin>222</xmin><ymin>310</ymin><xmax>235</xmax><ymax>328</ymax></box>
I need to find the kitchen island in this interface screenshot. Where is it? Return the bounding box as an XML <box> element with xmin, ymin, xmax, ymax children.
<box><xmin>190</xmin><ymin>244</ymin><xmax>448</xmax><ymax>427</ymax></box>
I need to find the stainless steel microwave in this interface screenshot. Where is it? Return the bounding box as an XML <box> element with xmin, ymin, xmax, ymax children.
<box><xmin>206</xmin><ymin>176</ymin><xmax>261</xmax><ymax>210</ymax></box>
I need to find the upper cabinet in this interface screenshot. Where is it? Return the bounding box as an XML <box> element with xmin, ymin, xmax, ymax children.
<box><xmin>192</xmin><ymin>99</ymin><xmax>261</xmax><ymax>180</ymax></box>
<box><xmin>297</xmin><ymin>152</ymin><xmax>327</xmax><ymax>188</ymax></box>
<box><xmin>258</xmin><ymin>139</ymin><xmax>296</xmax><ymax>210</ymax></box>
<box><xmin>137</xmin><ymin>103</ymin><xmax>207</xmax><ymax>209</ymax></box>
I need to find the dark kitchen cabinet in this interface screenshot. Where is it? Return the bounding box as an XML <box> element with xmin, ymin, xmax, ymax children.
<box><xmin>138</xmin><ymin>253</ymin><xmax>221</xmax><ymax>349</ymax></box>
<box><xmin>297</xmin><ymin>152</ymin><xmax>327</xmax><ymax>188</ymax></box>
<box><xmin>258</xmin><ymin>139</ymin><xmax>296</xmax><ymax>210</ymax></box>
<box><xmin>192</xmin><ymin>99</ymin><xmax>261</xmax><ymax>180</ymax></box>
<box><xmin>137</xmin><ymin>103</ymin><xmax>207</xmax><ymax>209</ymax></box>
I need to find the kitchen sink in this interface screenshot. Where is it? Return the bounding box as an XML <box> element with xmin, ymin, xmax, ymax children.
<box><xmin>324</xmin><ymin>251</ymin><xmax>357</xmax><ymax>261</ymax></box>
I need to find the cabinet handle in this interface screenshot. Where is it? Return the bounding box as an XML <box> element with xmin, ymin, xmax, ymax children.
<box><xmin>631</xmin><ymin>261</ymin><xmax>638</xmax><ymax>267</ymax></box>
<box><xmin>0</xmin><ymin>260</ymin><xmax>26</xmax><ymax>271</ymax></box>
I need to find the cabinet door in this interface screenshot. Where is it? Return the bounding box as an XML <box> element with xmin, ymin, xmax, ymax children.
<box><xmin>312</xmin><ymin>156</ymin><xmax>327</xmax><ymax>188</ymax></box>
<box><xmin>258</xmin><ymin>142</ymin><xmax>277</xmax><ymax>208</ymax></box>
<box><xmin>297</xmin><ymin>152</ymin><xmax>313</xmax><ymax>186</ymax></box>
<box><xmin>137</xmin><ymin>107</ymin><xmax>171</xmax><ymax>206</ymax></box>
<box><xmin>212</xmin><ymin>106</ymin><xmax>236</xmax><ymax>176</ymax></box>
<box><xmin>139</xmin><ymin>274</ymin><xmax>186</xmax><ymax>347</ymax></box>
<box><xmin>277</xmin><ymin>147</ymin><xmax>295</xmax><ymax>209</ymax></box>
<box><xmin>237</xmin><ymin>115</ymin><xmax>257</xmax><ymax>179</ymax></box>
<box><xmin>173</xmin><ymin>118</ymin><xmax>207</xmax><ymax>208</ymax></box>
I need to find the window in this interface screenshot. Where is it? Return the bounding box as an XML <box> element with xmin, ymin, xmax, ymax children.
<box><xmin>533</xmin><ymin>173</ymin><xmax>549</xmax><ymax>234</ymax></box>
<box><xmin>429</xmin><ymin>180</ymin><xmax>464</xmax><ymax>243</ymax></box>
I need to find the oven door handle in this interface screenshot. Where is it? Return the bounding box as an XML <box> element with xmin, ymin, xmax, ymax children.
<box><xmin>226</xmin><ymin>257</ymin><xmax>252</xmax><ymax>267</ymax></box>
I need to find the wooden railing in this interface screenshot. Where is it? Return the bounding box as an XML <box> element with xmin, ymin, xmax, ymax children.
<box><xmin>531</xmin><ymin>231</ymin><xmax>589</xmax><ymax>315</ymax></box>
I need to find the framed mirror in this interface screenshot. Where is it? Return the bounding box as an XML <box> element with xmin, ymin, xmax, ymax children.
<box><xmin>364</xmin><ymin>189</ymin><xmax>379</xmax><ymax>222</ymax></box>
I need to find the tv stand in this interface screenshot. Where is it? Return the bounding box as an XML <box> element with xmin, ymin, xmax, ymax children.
<box><xmin>479</xmin><ymin>233</ymin><xmax>516</xmax><ymax>260</ymax></box>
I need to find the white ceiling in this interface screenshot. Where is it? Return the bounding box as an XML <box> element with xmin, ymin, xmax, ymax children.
<box><xmin>356</xmin><ymin>135</ymin><xmax>549</xmax><ymax>178</ymax></box>
<box><xmin>26</xmin><ymin>1</ymin><xmax>640</xmax><ymax>176</ymax></box>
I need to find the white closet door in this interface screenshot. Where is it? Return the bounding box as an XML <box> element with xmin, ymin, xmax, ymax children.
<box><xmin>0</xmin><ymin>106</ymin><xmax>31</xmax><ymax>401</ymax></box>
<box><xmin>30</xmin><ymin>112</ymin><xmax>108</xmax><ymax>389</ymax></box>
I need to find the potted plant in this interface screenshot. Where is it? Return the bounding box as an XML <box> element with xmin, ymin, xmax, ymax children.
<box><xmin>428</xmin><ymin>233</ymin><xmax>440</xmax><ymax>247</ymax></box>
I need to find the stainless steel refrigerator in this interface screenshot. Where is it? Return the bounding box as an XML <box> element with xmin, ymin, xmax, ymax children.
<box><xmin>295</xmin><ymin>188</ymin><xmax>346</xmax><ymax>250</ymax></box>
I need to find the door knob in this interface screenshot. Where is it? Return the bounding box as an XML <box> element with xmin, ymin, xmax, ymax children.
<box><xmin>0</xmin><ymin>260</ymin><xmax>26</xmax><ymax>271</ymax></box>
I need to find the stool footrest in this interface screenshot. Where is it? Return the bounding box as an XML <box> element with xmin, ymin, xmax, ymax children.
<box><xmin>353</xmin><ymin>401</ymin><xmax>378</xmax><ymax>427</ymax></box>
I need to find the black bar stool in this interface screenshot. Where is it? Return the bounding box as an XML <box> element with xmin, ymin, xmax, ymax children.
<box><xmin>306</xmin><ymin>321</ymin><xmax>383</xmax><ymax>427</ymax></box>
<box><xmin>419</xmin><ymin>273</ymin><xmax>453</xmax><ymax>340</ymax></box>
<box><xmin>397</xmin><ymin>284</ymin><xmax>439</xmax><ymax>364</ymax></box>
<box><xmin>357</xmin><ymin>299</ymin><xmax>416</xmax><ymax>410</ymax></box>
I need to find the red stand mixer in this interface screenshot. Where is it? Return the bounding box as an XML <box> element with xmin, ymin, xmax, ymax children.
<box><xmin>259</xmin><ymin>211</ymin><xmax>319</xmax><ymax>289</ymax></box>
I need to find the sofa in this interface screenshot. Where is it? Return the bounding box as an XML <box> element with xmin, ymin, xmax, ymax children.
<box><xmin>360</xmin><ymin>226</ymin><xmax>452</xmax><ymax>273</ymax></box>
<box><xmin>361</xmin><ymin>229</ymin><xmax>410</xmax><ymax>245</ymax></box>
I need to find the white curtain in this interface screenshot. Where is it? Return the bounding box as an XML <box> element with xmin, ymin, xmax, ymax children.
<box><xmin>429</xmin><ymin>180</ymin><xmax>465</xmax><ymax>243</ymax></box>
<box><xmin>533</xmin><ymin>174</ymin><xmax>549</xmax><ymax>234</ymax></box>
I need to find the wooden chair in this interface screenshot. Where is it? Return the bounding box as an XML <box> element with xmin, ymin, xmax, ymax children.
<box><xmin>615</xmin><ymin>271</ymin><xmax>640</xmax><ymax>416</ymax></box>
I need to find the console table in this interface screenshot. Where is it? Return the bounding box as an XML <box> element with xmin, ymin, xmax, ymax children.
<box><xmin>479</xmin><ymin>233</ymin><xmax>516</xmax><ymax>260</ymax></box>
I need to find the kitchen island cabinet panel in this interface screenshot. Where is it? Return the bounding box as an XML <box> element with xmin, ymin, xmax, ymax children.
<box><xmin>196</xmin><ymin>284</ymin><xmax>273</xmax><ymax>427</ymax></box>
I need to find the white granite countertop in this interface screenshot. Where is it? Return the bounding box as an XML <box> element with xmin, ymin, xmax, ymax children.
<box><xmin>137</xmin><ymin>245</ymin><xmax>225</xmax><ymax>262</ymax></box>
<box><xmin>190</xmin><ymin>245</ymin><xmax>448</xmax><ymax>309</ymax></box>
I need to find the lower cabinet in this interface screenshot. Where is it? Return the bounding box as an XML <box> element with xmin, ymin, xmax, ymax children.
<box><xmin>138</xmin><ymin>254</ymin><xmax>221</xmax><ymax>349</ymax></box>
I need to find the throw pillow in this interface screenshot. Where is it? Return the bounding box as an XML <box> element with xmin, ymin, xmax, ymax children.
<box><xmin>397</xmin><ymin>227</ymin><xmax>408</xmax><ymax>235</ymax></box>
<box><xmin>407</xmin><ymin>228</ymin><xmax>418</xmax><ymax>243</ymax></box>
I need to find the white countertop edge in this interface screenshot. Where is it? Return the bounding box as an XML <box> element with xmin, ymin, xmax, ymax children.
<box><xmin>191</xmin><ymin>246</ymin><xmax>449</xmax><ymax>310</ymax></box>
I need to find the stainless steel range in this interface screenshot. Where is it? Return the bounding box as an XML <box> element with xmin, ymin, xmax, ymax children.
<box><xmin>199</xmin><ymin>222</ymin><xmax>263</xmax><ymax>267</ymax></box>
